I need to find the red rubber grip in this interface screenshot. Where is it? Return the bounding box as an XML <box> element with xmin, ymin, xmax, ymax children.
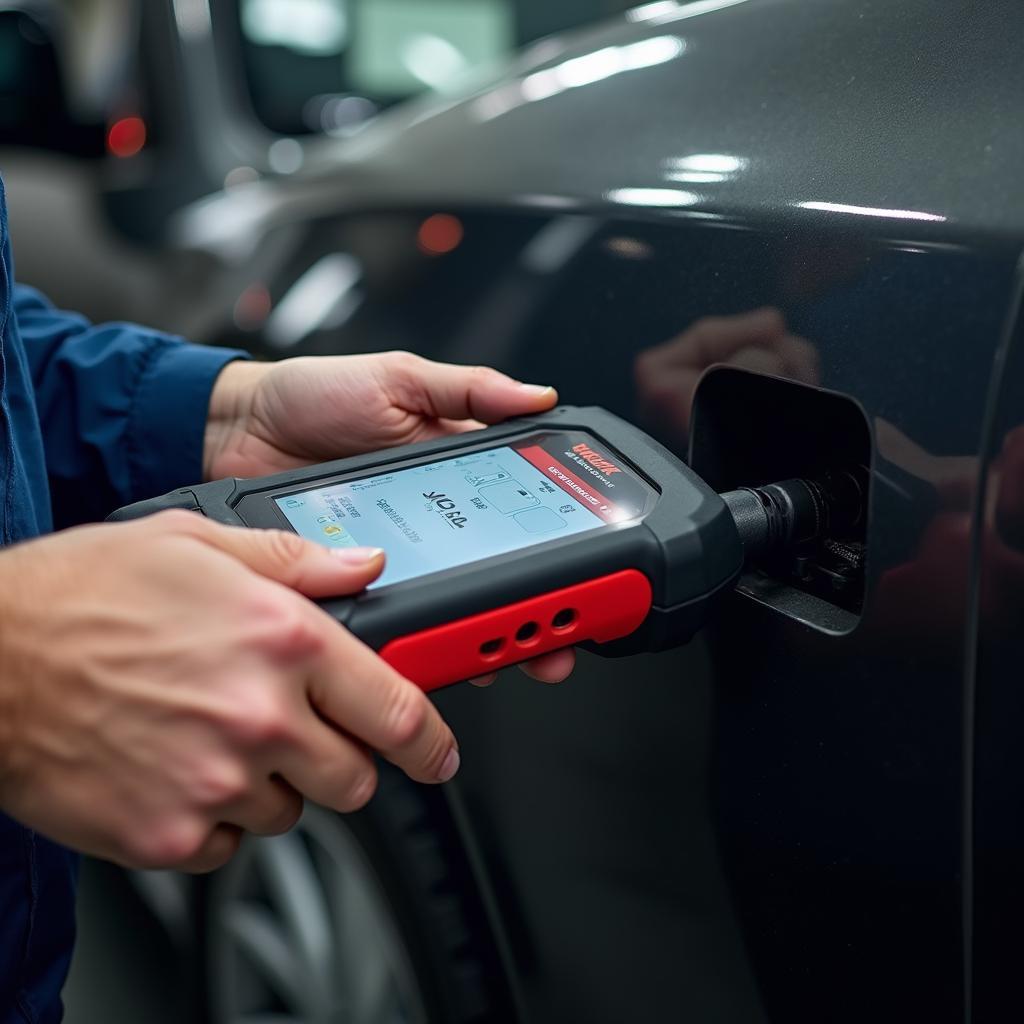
<box><xmin>380</xmin><ymin>569</ymin><xmax>653</xmax><ymax>692</ymax></box>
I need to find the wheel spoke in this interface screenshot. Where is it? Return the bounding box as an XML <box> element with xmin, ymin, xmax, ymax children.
<box><xmin>252</xmin><ymin>829</ymin><xmax>334</xmax><ymax>1001</ymax></box>
<box><xmin>209</xmin><ymin>806</ymin><xmax>430</xmax><ymax>1024</ymax></box>
<box><xmin>221</xmin><ymin>902</ymin><xmax>304</xmax><ymax>1012</ymax></box>
<box><xmin>326</xmin><ymin>827</ymin><xmax>410</xmax><ymax>1020</ymax></box>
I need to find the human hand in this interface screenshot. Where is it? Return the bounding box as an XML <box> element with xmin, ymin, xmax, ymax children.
<box><xmin>0</xmin><ymin>512</ymin><xmax>461</xmax><ymax>872</ymax></box>
<box><xmin>204</xmin><ymin>351</ymin><xmax>573</xmax><ymax>684</ymax></box>
<box><xmin>204</xmin><ymin>351</ymin><xmax>558</xmax><ymax>478</ymax></box>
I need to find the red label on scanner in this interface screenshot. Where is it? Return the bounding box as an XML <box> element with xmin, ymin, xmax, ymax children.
<box><xmin>513</xmin><ymin>444</ymin><xmax>629</xmax><ymax>524</ymax></box>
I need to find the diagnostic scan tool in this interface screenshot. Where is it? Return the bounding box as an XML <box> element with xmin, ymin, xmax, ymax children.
<box><xmin>113</xmin><ymin>406</ymin><xmax>852</xmax><ymax>691</ymax></box>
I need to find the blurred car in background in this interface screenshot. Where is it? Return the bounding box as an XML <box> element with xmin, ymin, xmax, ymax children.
<box><xmin>5</xmin><ymin>0</ymin><xmax>1024</xmax><ymax>1022</ymax></box>
<box><xmin>0</xmin><ymin>0</ymin><xmax>636</xmax><ymax>331</ymax></box>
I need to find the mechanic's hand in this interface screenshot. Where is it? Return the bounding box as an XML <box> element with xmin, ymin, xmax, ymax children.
<box><xmin>204</xmin><ymin>351</ymin><xmax>557</xmax><ymax>476</ymax></box>
<box><xmin>0</xmin><ymin>511</ymin><xmax>460</xmax><ymax>873</ymax></box>
<box><xmin>203</xmin><ymin>351</ymin><xmax>573</xmax><ymax>684</ymax></box>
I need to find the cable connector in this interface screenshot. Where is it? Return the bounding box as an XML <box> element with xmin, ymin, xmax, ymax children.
<box><xmin>720</xmin><ymin>469</ymin><xmax>867</xmax><ymax>561</ymax></box>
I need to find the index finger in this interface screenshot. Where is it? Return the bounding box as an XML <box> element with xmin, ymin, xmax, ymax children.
<box><xmin>306</xmin><ymin>618</ymin><xmax>460</xmax><ymax>785</ymax></box>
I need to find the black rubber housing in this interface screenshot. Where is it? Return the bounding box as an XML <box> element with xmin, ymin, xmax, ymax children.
<box><xmin>109</xmin><ymin>407</ymin><xmax>744</xmax><ymax>657</ymax></box>
<box><xmin>720</xmin><ymin>469</ymin><xmax>867</xmax><ymax>561</ymax></box>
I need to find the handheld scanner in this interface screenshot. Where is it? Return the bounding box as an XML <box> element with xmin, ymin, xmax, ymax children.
<box><xmin>109</xmin><ymin>407</ymin><xmax>744</xmax><ymax>691</ymax></box>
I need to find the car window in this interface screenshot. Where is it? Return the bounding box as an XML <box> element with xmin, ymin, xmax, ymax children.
<box><xmin>234</xmin><ymin>0</ymin><xmax>640</xmax><ymax>135</ymax></box>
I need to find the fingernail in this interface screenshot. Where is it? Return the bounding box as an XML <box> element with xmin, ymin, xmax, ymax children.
<box><xmin>331</xmin><ymin>546</ymin><xmax>383</xmax><ymax>564</ymax></box>
<box><xmin>518</xmin><ymin>382</ymin><xmax>555</xmax><ymax>396</ymax></box>
<box><xmin>438</xmin><ymin>747</ymin><xmax>460</xmax><ymax>783</ymax></box>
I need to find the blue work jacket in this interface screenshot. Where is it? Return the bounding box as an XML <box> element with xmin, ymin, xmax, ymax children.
<box><xmin>0</xmin><ymin>177</ymin><xmax>244</xmax><ymax>1022</ymax></box>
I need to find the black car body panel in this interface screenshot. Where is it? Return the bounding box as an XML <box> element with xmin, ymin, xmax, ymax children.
<box><xmin>179</xmin><ymin>2</ymin><xmax>1024</xmax><ymax>1020</ymax></box>
<box><xmin>197</xmin><ymin>0</ymin><xmax>1024</xmax><ymax>231</ymax></box>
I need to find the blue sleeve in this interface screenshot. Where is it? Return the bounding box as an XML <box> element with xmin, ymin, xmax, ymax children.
<box><xmin>13</xmin><ymin>284</ymin><xmax>249</xmax><ymax>527</ymax></box>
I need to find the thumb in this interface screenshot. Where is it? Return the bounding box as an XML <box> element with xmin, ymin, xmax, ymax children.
<box><xmin>193</xmin><ymin>520</ymin><xmax>385</xmax><ymax>597</ymax></box>
<box><xmin>395</xmin><ymin>354</ymin><xmax>558</xmax><ymax>424</ymax></box>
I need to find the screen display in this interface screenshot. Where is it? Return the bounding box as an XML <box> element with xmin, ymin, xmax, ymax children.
<box><xmin>274</xmin><ymin>432</ymin><xmax>651</xmax><ymax>589</ymax></box>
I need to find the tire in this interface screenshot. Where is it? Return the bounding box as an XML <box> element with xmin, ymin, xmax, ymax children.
<box><xmin>203</xmin><ymin>761</ymin><xmax>516</xmax><ymax>1024</ymax></box>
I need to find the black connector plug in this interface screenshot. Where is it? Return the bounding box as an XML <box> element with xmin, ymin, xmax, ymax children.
<box><xmin>720</xmin><ymin>469</ymin><xmax>867</xmax><ymax>561</ymax></box>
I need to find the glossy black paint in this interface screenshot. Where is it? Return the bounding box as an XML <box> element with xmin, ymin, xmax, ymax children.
<box><xmin>210</xmin><ymin>0</ymin><xmax>1023</xmax><ymax>238</ymax></box>
<box><xmin>971</xmin><ymin>262</ymin><xmax>1024</xmax><ymax>1023</ymax></box>
<box><xmin>187</xmin><ymin>1</ymin><xmax>1024</xmax><ymax>1020</ymax></box>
